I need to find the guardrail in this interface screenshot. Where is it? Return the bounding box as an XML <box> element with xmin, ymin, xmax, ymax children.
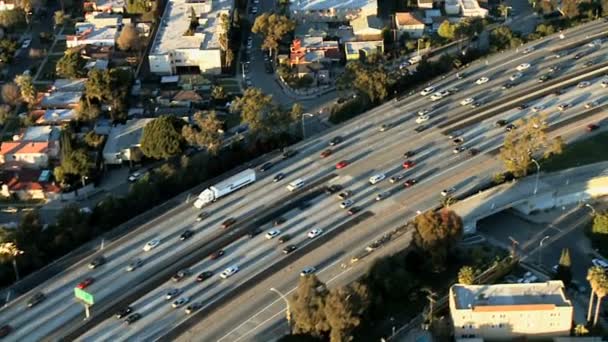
<box><xmin>53</xmin><ymin>173</ymin><xmax>337</xmax><ymax>341</ymax></box>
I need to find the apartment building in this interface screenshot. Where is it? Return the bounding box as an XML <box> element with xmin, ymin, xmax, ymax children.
<box><xmin>289</xmin><ymin>0</ymin><xmax>378</xmax><ymax>22</ymax></box>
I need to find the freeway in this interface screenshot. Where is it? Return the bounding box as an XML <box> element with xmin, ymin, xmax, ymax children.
<box><xmin>0</xmin><ymin>19</ymin><xmax>606</xmax><ymax>341</ymax></box>
<box><xmin>70</xmin><ymin>21</ymin><xmax>608</xmax><ymax>341</ymax></box>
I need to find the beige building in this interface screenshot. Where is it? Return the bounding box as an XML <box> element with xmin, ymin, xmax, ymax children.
<box><xmin>450</xmin><ymin>281</ymin><xmax>573</xmax><ymax>340</ymax></box>
<box><xmin>395</xmin><ymin>12</ymin><xmax>425</xmax><ymax>38</ymax></box>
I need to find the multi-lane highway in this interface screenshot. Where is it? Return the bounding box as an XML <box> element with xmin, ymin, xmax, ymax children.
<box><xmin>1</xmin><ymin>18</ymin><xmax>607</xmax><ymax>342</ymax></box>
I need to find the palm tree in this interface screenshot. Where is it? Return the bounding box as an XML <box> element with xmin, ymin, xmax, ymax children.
<box><xmin>593</xmin><ymin>271</ymin><xmax>608</xmax><ymax>327</ymax></box>
<box><xmin>587</xmin><ymin>266</ymin><xmax>604</xmax><ymax>323</ymax></box>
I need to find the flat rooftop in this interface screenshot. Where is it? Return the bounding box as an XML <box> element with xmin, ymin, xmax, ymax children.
<box><xmin>462</xmin><ymin>0</ymin><xmax>480</xmax><ymax>10</ymax></box>
<box><xmin>151</xmin><ymin>0</ymin><xmax>232</xmax><ymax>54</ymax></box>
<box><xmin>345</xmin><ymin>40</ymin><xmax>383</xmax><ymax>54</ymax></box>
<box><xmin>41</xmin><ymin>91</ymin><xmax>82</xmax><ymax>107</ymax></box>
<box><xmin>290</xmin><ymin>0</ymin><xmax>376</xmax><ymax>11</ymax></box>
<box><xmin>452</xmin><ymin>281</ymin><xmax>571</xmax><ymax>310</ymax></box>
<box><xmin>52</xmin><ymin>79</ymin><xmax>87</xmax><ymax>92</ymax></box>
<box><xmin>103</xmin><ymin>118</ymin><xmax>153</xmax><ymax>155</ymax></box>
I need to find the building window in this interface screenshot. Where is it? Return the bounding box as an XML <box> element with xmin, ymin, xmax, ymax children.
<box><xmin>498</xmin><ymin>323</ymin><xmax>503</xmax><ymax>328</ymax></box>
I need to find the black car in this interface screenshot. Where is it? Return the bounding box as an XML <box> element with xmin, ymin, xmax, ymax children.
<box><xmin>278</xmin><ymin>234</ymin><xmax>291</xmax><ymax>243</ymax></box>
<box><xmin>553</xmin><ymin>89</ymin><xmax>566</xmax><ymax>96</ymax></box>
<box><xmin>505</xmin><ymin>124</ymin><xmax>516</xmax><ymax>132</ymax></box>
<box><xmin>583</xmin><ymin>60</ymin><xmax>594</xmax><ymax>67</ymax></box>
<box><xmin>274</xmin><ymin>217</ymin><xmax>286</xmax><ymax>226</ymax></box>
<box><xmin>88</xmin><ymin>255</ymin><xmax>106</xmax><ymax>269</ymax></box>
<box><xmin>172</xmin><ymin>269</ymin><xmax>190</xmax><ymax>282</ymax></box>
<box><xmin>196</xmin><ymin>212</ymin><xmax>209</xmax><ymax>222</ymax></box>
<box><xmin>347</xmin><ymin>207</ymin><xmax>361</xmax><ymax>215</ymax></box>
<box><xmin>179</xmin><ymin>230</ymin><xmax>194</xmax><ymax>241</ymax></box>
<box><xmin>502</xmin><ymin>82</ymin><xmax>514</xmax><ymax>89</ymax></box>
<box><xmin>325</xmin><ymin>184</ymin><xmax>342</xmax><ymax>194</ymax></box>
<box><xmin>210</xmin><ymin>250</ymin><xmax>225</xmax><ymax>259</ymax></box>
<box><xmin>125</xmin><ymin>313</ymin><xmax>142</xmax><ymax>325</ymax></box>
<box><xmin>538</xmin><ymin>74</ymin><xmax>551</xmax><ymax>82</ymax></box>
<box><xmin>516</xmin><ymin>103</ymin><xmax>529</xmax><ymax>110</ymax></box>
<box><xmin>470</xmin><ymin>101</ymin><xmax>482</xmax><ymax>108</ymax></box>
<box><xmin>0</xmin><ymin>325</ymin><xmax>11</xmax><ymax>338</ymax></box>
<box><xmin>414</xmin><ymin>125</ymin><xmax>428</xmax><ymax>133</ymax></box>
<box><xmin>196</xmin><ymin>271</ymin><xmax>214</xmax><ymax>282</ymax></box>
<box><xmin>273</xmin><ymin>173</ymin><xmax>285</xmax><ymax>182</ymax></box>
<box><xmin>248</xmin><ymin>228</ymin><xmax>263</xmax><ymax>238</ymax></box>
<box><xmin>468</xmin><ymin>148</ymin><xmax>480</xmax><ymax>156</ymax></box>
<box><xmin>403</xmin><ymin>150</ymin><xmax>416</xmax><ymax>158</ymax></box>
<box><xmin>27</xmin><ymin>293</ymin><xmax>45</xmax><ymax>308</ymax></box>
<box><xmin>259</xmin><ymin>162</ymin><xmax>273</xmax><ymax>172</ymax></box>
<box><xmin>495</xmin><ymin>120</ymin><xmax>508</xmax><ymax>127</ymax></box>
<box><xmin>282</xmin><ymin>150</ymin><xmax>297</xmax><ymax>159</ymax></box>
<box><xmin>329</xmin><ymin>136</ymin><xmax>343</xmax><ymax>146</ymax></box>
<box><xmin>116</xmin><ymin>306</ymin><xmax>133</xmax><ymax>319</ymax></box>
<box><xmin>573</xmin><ymin>52</ymin><xmax>585</xmax><ymax>59</ymax></box>
<box><xmin>283</xmin><ymin>245</ymin><xmax>297</xmax><ymax>254</ymax></box>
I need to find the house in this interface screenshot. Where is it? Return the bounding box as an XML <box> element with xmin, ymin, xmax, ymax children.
<box><xmin>33</xmin><ymin>109</ymin><xmax>77</xmax><ymax>125</ymax></box>
<box><xmin>85</xmin><ymin>11</ymin><xmax>123</xmax><ymax>28</ymax></box>
<box><xmin>289</xmin><ymin>37</ymin><xmax>341</xmax><ymax>66</ymax></box>
<box><xmin>0</xmin><ymin>169</ymin><xmax>60</xmax><ymax>200</ymax></box>
<box><xmin>344</xmin><ymin>40</ymin><xmax>384</xmax><ymax>61</ymax></box>
<box><xmin>424</xmin><ymin>10</ymin><xmax>446</xmax><ymax>32</ymax></box>
<box><xmin>148</xmin><ymin>0</ymin><xmax>232</xmax><ymax>75</ymax></box>
<box><xmin>445</xmin><ymin>0</ymin><xmax>488</xmax><ymax>17</ymax></box>
<box><xmin>289</xmin><ymin>0</ymin><xmax>378</xmax><ymax>22</ymax></box>
<box><xmin>171</xmin><ymin>90</ymin><xmax>204</xmax><ymax>108</ymax></box>
<box><xmin>395</xmin><ymin>12</ymin><xmax>425</xmax><ymax>38</ymax></box>
<box><xmin>18</xmin><ymin>126</ymin><xmax>61</xmax><ymax>143</ymax></box>
<box><xmin>350</xmin><ymin>14</ymin><xmax>383</xmax><ymax>40</ymax></box>
<box><xmin>450</xmin><ymin>281</ymin><xmax>573</xmax><ymax>340</ymax></box>
<box><xmin>0</xmin><ymin>142</ymin><xmax>53</xmax><ymax>168</ymax></box>
<box><xmin>66</xmin><ymin>25</ymin><xmax>118</xmax><ymax>48</ymax></box>
<box><xmin>51</xmin><ymin>78</ymin><xmax>87</xmax><ymax>92</ymax></box>
<box><xmin>417</xmin><ymin>0</ymin><xmax>434</xmax><ymax>9</ymax></box>
<box><xmin>84</xmin><ymin>0</ymin><xmax>125</xmax><ymax>13</ymax></box>
<box><xmin>445</xmin><ymin>0</ymin><xmax>461</xmax><ymax>15</ymax></box>
<box><xmin>40</xmin><ymin>91</ymin><xmax>82</xmax><ymax>109</ymax></box>
<box><xmin>102</xmin><ymin>118</ymin><xmax>153</xmax><ymax>165</ymax></box>
<box><xmin>295</xmin><ymin>22</ymin><xmax>329</xmax><ymax>39</ymax></box>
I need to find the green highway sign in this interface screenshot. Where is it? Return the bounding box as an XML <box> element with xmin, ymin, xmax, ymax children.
<box><xmin>74</xmin><ymin>288</ymin><xmax>94</xmax><ymax>305</ymax></box>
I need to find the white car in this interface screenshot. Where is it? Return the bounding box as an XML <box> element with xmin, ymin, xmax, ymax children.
<box><xmin>516</xmin><ymin>63</ymin><xmax>531</xmax><ymax>71</ymax></box>
<box><xmin>578</xmin><ymin>81</ymin><xmax>591</xmax><ymax>88</ymax></box>
<box><xmin>441</xmin><ymin>188</ymin><xmax>456</xmax><ymax>197</ymax></box>
<box><xmin>420</xmin><ymin>86</ymin><xmax>435</xmax><ymax>96</ymax></box>
<box><xmin>475</xmin><ymin>77</ymin><xmax>489</xmax><ymax>85</ymax></box>
<box><xmin>531</xmin><ymin>105</ymin><xmax>544</xmax><ymax>113</ymax></box>
<box><xmin>340</xmin><ymin>199</ymin><xmax>354</xmax><ymax>209</ymax></box>
<box><xmin>300</xmin><ymin>267</ymin><xmax>317</xmax><ymax>276</ymax></box>
<box><xmin>220</xmin><ymin>265</ymin><xmax>240</xmax><ymax>279</ymax></box>
<box><xmin>416</xmin><ymin>115</ymin><xmax>430</xmax><ymax>124</ymax></box>
<box><xmin>172</xmin><ymin>297</ymin><xmax>189</xmax><ymax>308</ymax></box>
<box><xmin>308</xmin><ymin>228</ymin><xmax>323</xmax><ymax>239</ymax></box>
<box><xmin>557</xmin><ymin>103</ymin><xmax>571</xmax><ymax>111</ymax></box>
<box><xmin>588</xmin><ymin>39</ymin><xmax>602</xmax><ymax>47</ymax></box>
<box><xmin>460</xmin><ymin>98</ymin><xmax>474</xmax><ymax>106</ymax></box>
<box><xmin>522</xmin><ymin>47</ymin><xmax>534</xmax><ymax>54</ymax></box>
<box><xmin>585</xmin><ymin>100</ymin><xmax>599</xmax><ymax>109</ymax></box>
<box><xmin>417</xmin><ymin>108</ymin><xmax>432</xmax><ymax>116</ymax></box>
<box><xmin>143</xmin><ymin>239</ymin><xmax>160</xmax><ymax>252</ymax></box>
<box><xmin>21</xmin><ymin>39</ymin><xmax>31</xmax><ymax>49</ymax></box>
<box><xmin>510</xmin><ymin>72</ymin><xmax>523</xmax><ymax>81</ymax></box>
<box><xmin>429</xmin><ymin>92</ymin><xmax>444</xmax><ymax>101</ymax></box>
<box><xmin>128</xmin><ymin>172</ymin><xmax>141</xmax><ymax>182</ymax></box>
<box><xmin>592</xmin><ymin>258</ymin><xmax>608</xmax><ymax>269</ymax></box>
<box><xmin>265</xmin><ymin>229</ymin><xmax>281</xmax><ymax>239</ymax></box>
<box><xmin>369</xmin><ymin>174</ymin><xmax>386</xmax><ymax>185</ymax></box>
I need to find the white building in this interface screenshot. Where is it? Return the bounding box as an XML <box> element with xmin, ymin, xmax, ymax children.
<box><xmin>450</xmin><ymin>281</ymin><xmax>573</xmax><ymax>340</ymax></box>
<box><xmin>148</xmin><ymin>0</ymin><xmax>232</xmax><ymax>76</ymax></box>
<box><xmin>289</xmin><ymin>0</ymin><xmax>378</xmax><ymax>22</ymax></box>
<box><xmin>66</xmin><ymin>25</ymin><xmax>118</xmax><ymax>48</ymax></box>
<box><xmin>395</xmin><ymin>12</ymin><xmax>425</xmax><ymax>38</ymax></box>
<box><xmin>0</xmin><ymin>0</ymin><xmax>14</xmax><ymax>11</ymax></box>
<box><xmin>102</xmin><ymin>118</ymin><xmax>153</xmax><ymax>165</ymax></box>
<box><xmin>444</xmin><ymin>0</ymin><xmax>488</xmax><ymax>17</ymax></box>
<box><xmin>85</xmin><ymin>11</ymin><xmax>123</xmax><ymax>28</ymax></box>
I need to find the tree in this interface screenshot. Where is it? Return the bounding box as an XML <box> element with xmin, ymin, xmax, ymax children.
<box><xmin>499</xmin><ymin>114</ymin><xmax>562</xmax><ymax>177</ymax></box>
<box><xmin>75</xmin><ymin>98</ymin><xmax>101</xmax><ymax>122</ymax></box>
<box><xmin>14</xmin><ymin>74</ymin><xmax>36</xmax><ymax>106</ymax></box>
<box><xmin>489</xmin><ymin>26</ymin><xmax>522</xmax><ymax>52</ymax></box>
<box><xmin>555</xmin><ymin>248</ymin><xmax>572</xmax><ymax>286</ymax></box>
<box><xmin>413</xmin><ymin>209</ymin><xmax>463</xmax><ymax>271</ymax></box>
<box><xmin>0</xmin><ymin>9</ymin><xmax>25</xmax><ymax>30</ymax></box>
<box><xmin>231</xmin><ymin>88</ymin><xmax>292</xmax><ymax>135</ymax></box>
<box><xmin>497</xmin><ymin>4</ymin><xmax>512</xmax><ymax>19</ymax></box>
<box><xmin>140</xmin><ymin>116</ymin><xmax>185</xmax><ymax>159</ymax></box>
<box><xmin>61</xmin><ymin>148</ymin><xmax>91</xmax><ymax>179</ymax></box>
<box><xmin>117</xmin><ymin>23</ymin><xmax>141</xmax><ymax>51</ymax></box>
<box><xmin>85</xmin><ymin>69</ymin><xmax>111</xmax><ymax>105</ymax></box>
<box><xmin>574</xmin><ymin>324</ymin><xmax>589</xmax><ymax>336</ymax></box>
<box><xmin>592</xmin><ymin>212</ymin><xmax>608</xmax><ymax>235</ymax></box>
<box><xmin>211</xmin><ymin>86</ymin><xmax>226</xmax><ymax>101</ymax></box>
<box><xmin>0</xmin><ymin>242</ymin><xmax>23</xmax><ymax>281</ymax></box>
<box><xmin>1</xmin><ymin>82</ymin><xmax>21</xmax><ymax>106</ymax></box>
<box><xmin>457</xmin><ymin>266</ymin><xmax>475</xmax><ymax>285</ymax></box>
<box><xmin>224</xmin><ymin>48</ymin><xmax>234</xmax><ymax>67</ymax></box>
<box><xmin>252</xmin><ymin>13</ymin><xmax>295</xmax><ymax>56</ymax></box>
<box><xmin>324</xmin><ymin>282</ymin><xmax>370</xmax><ymax>342</ymax></box>
<box><xmin>181</xmin><ymin>111</ymin><xmax>224</xmax><ymax>155</ymax></box>
<box><xmin>593</xmin><ymin>269</ymin><xmax>608</xmax><ymax>326</ymax></box>
<box><xmin>339</xmin><ymin>62</ymin><xmax>390</xmax><ymax>103</ymax></box>
<box><xmin>290</xmin><ymin>275</ymin><xmax>329</xmax><ymax>337</ymax></box>
<box><xmin>83</xmin><ymin>131</ymin><xmax>105</xmax><ymax>149</ymax></box>
<box><xmin>290</xmin><ymin>102</ymin><xmax>303</xmax><ymax>122</ymax></box>
<box><xmin>56</xmin><ymin>49</ymin><xmax>86</xmax><ymax>78</ymax></box>
<box><xmin>53</xmin><ymin>10</ymin><xmax>64</xmax><ymax>28</ymax></box>
<box><xmin>0</xmin><ymin>104</ymin><xmax>11</xmax><ymax>125</ymax></box>
<box><xmin>561</xmin><ymin>0</ymin><xmax>580</xmax><ymax>17</ymax></box>
<box><xmin>437</xmin><ymin>20</ymin><xmax>456</xmax><ymax>40</ymax></box>
<box><xmin>586</xmin><ymin>266</ymin><xmax>605</xmax><ymax>323</ymax></box>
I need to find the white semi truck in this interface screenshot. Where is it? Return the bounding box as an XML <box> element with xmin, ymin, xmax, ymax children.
<box><xmin>193</xmin><ymin>169</ymin><xmax>257</xmax><ymax>208</ymax></box>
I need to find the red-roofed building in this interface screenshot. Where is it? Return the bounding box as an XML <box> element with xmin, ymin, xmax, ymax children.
<box><xmin>0</xmin><ymin>169</ymin><xmax>60</xmax><ymax>200</ymax></box>
<box><xmin>0</xmin><ymin>141</ymin><xmax>54</xmax><ymax>168</ymax></box>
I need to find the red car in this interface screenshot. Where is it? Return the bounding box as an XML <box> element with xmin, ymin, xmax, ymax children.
<box><xmin>587</xmin><ymin>123</ymin><xmax>599</xmax><ymax>132</ymax></box>
<box><xmin>336</xmin><ymin>160</ymin><xmax>349</xmax><ymax>169</ymax></box>
<box><xmin>76</xmin><ymin>277</ymin><xmax>94</xmax><ymax>289</ymax></box>
<box><xmin>320</xmin><ymin>149</ymin><xmax>332</xmax><ymax>158</ymax></box>
<box><xmin>404</xmin><ymin>179</ymin><xmax>417</xmax><ymax>188</ymax></box>
<box><xmin>402</xmin><ymin>160</ymin><xmax>415</xmax><ymax>169</ymax></box>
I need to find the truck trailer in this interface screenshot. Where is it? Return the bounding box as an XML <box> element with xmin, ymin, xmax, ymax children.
<box><xmin>193</xmin><ymin>169</ymin><xmax>256</xmax><ymax>208</ymax></box>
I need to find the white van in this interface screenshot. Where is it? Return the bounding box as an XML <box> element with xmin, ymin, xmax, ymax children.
<box><xmin>287</xmin><ymin>179</ymin><xmax>305</xmax><ymax>192</ymax></box>
<box><xmin>408</xmin><ymin>55</ymin><xmax>422</xmax><ymax>65</ymax></box>
<box><xmin>369</xmin><ymin>174</ymin><xmax>386</xmax><ymax>185</ymax></box>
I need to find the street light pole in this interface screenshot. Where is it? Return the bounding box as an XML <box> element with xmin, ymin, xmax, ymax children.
<box><xmin>301</xmin><ymin>113</ymin><xmax>314</xmax><ymax>139</ymax></box>
<box><xmin>585</xmin><ymin>203</ymin><xmax>597</xmax><ymax>216</ymax></box>
<box><xmin>504</xmin><ymin>6</ymin><xmax>513</xmax><ymax>22</ymax></box>
<box><xmin>538</xmin><ymin>235</ymin><xmax>550</xmax><ymax>266</ymax></box>
<box><xmin>531</xmin><ymin>158</ymin><xmax>540</xmax><ymax>195</ymax></box>
<box><xmin>270</xmin><ymin>287</ymin><xmax>292</xmax><ymax>334</ymax></box>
